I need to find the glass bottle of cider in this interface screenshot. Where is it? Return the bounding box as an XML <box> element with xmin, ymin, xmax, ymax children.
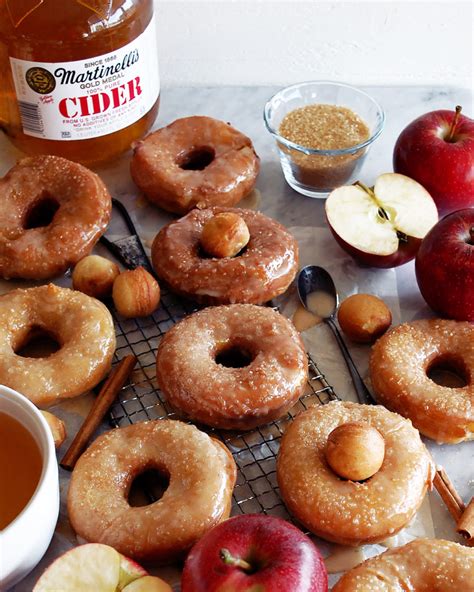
<box><xmin>0</xmin><ymin>0</ymin><xmax>160</xmax><ymax>165</ymax></box>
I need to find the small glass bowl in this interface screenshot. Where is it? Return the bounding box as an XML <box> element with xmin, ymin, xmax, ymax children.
<box><xmin>264</xmin><ymin>81</ymin><xmax>385</xmax><ymax>198</ymax></box>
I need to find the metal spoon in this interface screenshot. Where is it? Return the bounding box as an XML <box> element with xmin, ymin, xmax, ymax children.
<box><xmin>297</xmin><ymin>265</ymin><xmax>375</xmax><ymax>405</ymax></box>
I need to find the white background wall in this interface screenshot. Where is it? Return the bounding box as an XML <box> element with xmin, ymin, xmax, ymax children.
<box><xmin>155</xmin><ymin>0</ymin><xmax>473</xmax><ymax>89</ymax></box>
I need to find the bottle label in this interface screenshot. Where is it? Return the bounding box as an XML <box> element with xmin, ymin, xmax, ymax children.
<box><xmin>9</xmin><ymin>19</ymin><xmax>159</xmax><ymax>141</ymax></box>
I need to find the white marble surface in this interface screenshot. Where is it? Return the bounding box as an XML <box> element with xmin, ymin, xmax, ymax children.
<box><xmin>1</xmin><ymin>85</ymin><xmax>473</xmax><ymax>589</ymax></box>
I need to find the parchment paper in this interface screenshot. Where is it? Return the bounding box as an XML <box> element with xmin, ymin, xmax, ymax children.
<box><xmin>9</xmin><ymin>226</ymin><xmax>435</xmax><ymax>592</ymax></box>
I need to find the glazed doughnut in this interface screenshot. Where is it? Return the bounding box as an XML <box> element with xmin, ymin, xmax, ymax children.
<box><xmin>333</xmin><ymin>538</ymin><xmax>474</xmax><ymax>591</ymax></box>
<box><xmin>0</xmin><ymin>284</ymin><xmax>115</xmax><ymax>407</ymax></box>
<box><xmin>369</xmin><ymin>319</ymin><xmax>474</xmax><ymax>444</ymax></box>
<box><xmin>152</xmin><ymin>207</ymin><xmax>299</xmax><ymax>305</ymax></box>
<box><xmin>277</xmin><ymin>401</ymin><xmax>434</xmax><ymax>546</ymax></box>
<box><xmin>131</xmin><ymin>116</ymin><xmax>260</xmax><ymax>214</ymax></box>
<box><xmin>156</xmin><ymin>305</ymin><xmax>308</xmax><ymax>430</ymax></box>
<box><xmin>0</xmin><ymin>155</ymin><xmax>111</xmax><ymax>280</ymax></box>
<box><xmin>68</xmin><ymin>420</ymin><xmax>237</xmax><ymax>563</ymax></box>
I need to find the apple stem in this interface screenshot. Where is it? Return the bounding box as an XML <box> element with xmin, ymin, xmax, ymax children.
<box><xmin>220</xmin><ymin>548</ymin><xmax>253</xmax><ymax>572</ymax></box>
<box><xmin>446</xmin><ymin>105</ymin><xmax>462</xmax><ymax>143</ymax></box>
<box><xmin>469</xmin><ymin>227</ymin><xmax>474</xmax><ymax>245</ymax></box>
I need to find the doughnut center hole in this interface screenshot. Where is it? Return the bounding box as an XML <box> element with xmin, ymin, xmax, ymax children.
<box><xmin>215</xmin><ymin>345</ymin><xmax>255</xmax><ymax>369</ymax></box>
<box><xmin>15</xmin><ymin>326</ymin><xmax>61</xmax><ymax>358</ymax></box>
<box><xmin>178</xmin><ymin>147</ymin><xmax>215</xmax><ymax>170</ymax></box>
<box><xmin>23</xmin><ymin>192</ymin><xmax>60</xmax><ymax>229</ymax></box>
<box><xmin>128</xmin><ymin>468</ymin><xmax>170</xmax><ymax>507</ymax></box>
<box><xmin>198</xmin><ymin>243</ymin><xmax>248</xmax><ymax>259</ymax></box>
<box><xmin>427</xmin><ymin>357</ymin><xmax>468</xmax><ymax>388</ymax></box>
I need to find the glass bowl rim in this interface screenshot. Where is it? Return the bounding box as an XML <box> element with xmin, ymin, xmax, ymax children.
<box><xmin>263</xmin><ymin>80</ymin><xmax>385</xmax><ymax>156</ymax></box>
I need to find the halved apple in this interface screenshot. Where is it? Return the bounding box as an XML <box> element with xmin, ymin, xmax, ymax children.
<box><xmin>325</xmin><ymin>173</ymin><xmax>438</xmax><ymax>268</ymax></box>
<box><xmin>33</xmin><ymin>543</ymin><xmax>171</xmax><ymax>592</ymax></box>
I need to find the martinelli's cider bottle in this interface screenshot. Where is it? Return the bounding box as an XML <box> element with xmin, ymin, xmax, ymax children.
<box><xmin>0</xmin><ymin>0</ymin><xmax>160</xmax><ymax>165</ymax></box>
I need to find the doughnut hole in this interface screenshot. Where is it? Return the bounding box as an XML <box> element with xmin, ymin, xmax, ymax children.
<box><xmin>177</xmin><ymin>146</ymin><xmax>215</xmax><ymax>170</ymax></box>
<box><xmin>215</xmin><ymin>343</ymin><xmax>256</xmax><ymax>368</ymax></box>
<box><xmin>427</xmin><ymin>355</ymin><xmax>469</xmax><ymax>388</ymax></box>
<box><xmin>72</xmin><ymin>255</ymin><xmax>120</xmax><ymax>299</ymax></box>
<box><xmin>22</xmin><ymin>191</ymin><xmax>60</xmax><ymax>229</ymax></box>
<box><xmin>338</xmin><ymin>293</ymin><xmax>392</xmax><ymax>343</ymax></box>
<box><xmin>14</xmin><ymin>325</ymin><xmax>61</xmax><ymax>358</ymax></box>
<box><xmin>113</xmin><ymin>267</ymin><xmax>160</xmax><ymax>318</ymax></box>
<box><xmin>201</xmin><ymin>213</ymin><xmax>250</xmax><ymax>258</ymax></box>
<box><xmin>325</xmin><ymin>422</ymin><xmax>385</xmax><ymax>482</ymax></box>
<box><xmin>128</xmin><ymin>468</ymin><xmax>170</xmax><ymax>507</ymax></box>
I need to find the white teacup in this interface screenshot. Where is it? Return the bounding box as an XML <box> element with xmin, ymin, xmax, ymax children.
<box><xmin>0</xmin><ymin>385</ymin><xmax>59</xmax><ymax>589</ymax></box>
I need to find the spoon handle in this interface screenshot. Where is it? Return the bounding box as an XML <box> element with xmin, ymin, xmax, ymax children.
<box><xmin>325</xmin><ymin>317</ymin><xmax>376</xmax><ymax>405</ymax></box>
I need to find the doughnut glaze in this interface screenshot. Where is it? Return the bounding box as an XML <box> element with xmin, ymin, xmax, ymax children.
<box><xmin>0</xmin><ymin>284</ymin><xmax>115</xmax><ymax>407</ymax></box>
<box><xmin>152</xmin><ymin>207</ymin><xmax>299</xmax><ymax>305</ymax></box>
<box><xmin>277</xmin><ymin>401</ymin><xmax>434</xmax><ymax>546</ymax></box>
<box><xmin>370</xmin><ymin>319</ymin><xmax>474</xmax><ymax>443</ymax></box>
<box><xmin>0</xmin><ymin>155</ymin><xmax>111</xmax><ymax>280</ymax></box>
<box><xmin>131</xmin><ymin>116</ymin><xmax>260</xmax><ymax>214</ymax></box>
<box><xmin>156</xmin><ymin>305</ymin><xmax>308</xmax><ymax>430</ymax></box>
<box><xmin>333</xmin><ymin>538</ymin><xmax>474</xmax><ymax>591</ymax></box>
<box><xmin>68</xmin><ymin>420</ymin><xmax>237</xmax><ymax>563</ymax></box>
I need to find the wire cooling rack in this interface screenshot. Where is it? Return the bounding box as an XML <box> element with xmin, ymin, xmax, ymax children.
<box><xmin>103</xmin><ymin>199</ymin><xmax>339</xmax><ymax>521</ymax></box>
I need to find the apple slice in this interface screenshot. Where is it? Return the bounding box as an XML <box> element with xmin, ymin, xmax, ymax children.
<box><xmin>122</xmin><ymin>575</ymin><xmax>173</xmax><ymax>592</ymax></box>
<box><xmin>33</xmin><ymin>544</ymin><xmax>122</xmax><ymax>592</ymax></box>
<box><xmin>325</xmin><ymin>173</ymin><xmax>438</xmax><ymax>268</ymax></box>
<box><xmin>33</xmin><ymin>543</ymin><xmax>171</xmax><ymax>592</ymax></box>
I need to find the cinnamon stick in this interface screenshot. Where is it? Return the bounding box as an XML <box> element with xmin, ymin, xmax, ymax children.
<box><xmin>60</xmin><ymin>355</ymin><xmax>137</xmax><ymax>470</ymax></box>
<box><xmin>433</xmin><ymin>467</ymin><xmax>465</xmax><ymax>522</ymax></box>
<box><xmin>457</xmin><ymin>498</ymin><xmax>474</xmax><ymax>546</ymax></box>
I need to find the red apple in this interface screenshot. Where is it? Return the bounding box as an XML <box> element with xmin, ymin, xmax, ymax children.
<box><xmin>415</xmin><ymin>208</ymin><xmax>474</xmax><ymax>321</ymax></box>
<box><xmin>325</xmin><ymin>173</ymin><xmax>438</xmax><ymax>268</ymax></box>
<box><xmin>181</xmin><ymin>514</ymin><xmax>327</xmax><ymax>592</ymax></box>
<box><xmin>393</xmin><ymin>106</ymin><xmax>474</xmax><ymax>216</ymax></box>
<box><xmin>33</xmin><ymin>544</ymin><xmax>172</xmax><ymax>592</ymax></box>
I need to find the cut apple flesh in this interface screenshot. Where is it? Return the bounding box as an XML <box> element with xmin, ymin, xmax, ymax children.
<box><xmin>325</xmin><ymin>173</ymin><xmax>438</xmax><ymax>256</ymax></box>
<box><xmin>33</xmin><ymin>544</ymin><xmax>122</xmax><ymax>592</ymax></box>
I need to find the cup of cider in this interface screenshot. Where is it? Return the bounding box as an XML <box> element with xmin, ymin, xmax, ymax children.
<box><xmin>0</xmin><ymin>385</ymin><xmax>59</xmax><ymax>589</ymax></box>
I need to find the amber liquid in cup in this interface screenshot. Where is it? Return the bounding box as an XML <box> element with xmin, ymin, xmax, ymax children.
<box><xmin>0</xmin><ymin>412</ymin><xmax>43</xmax><ymax>529</ymax></box>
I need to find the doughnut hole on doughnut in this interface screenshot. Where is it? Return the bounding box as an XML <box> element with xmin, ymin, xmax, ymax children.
<box><xmin>72</xmin><ymin>255</ymin><xmax>120</xmax><ymax>299</ymax></box>
<box><xmin>338</xmin><ymin>294</ymin><xmax>392</xmax><ymax>343</ymax></box>
<box><xmin>325</xmin><ymin>422</ymin><xmax>385</xmax><ymax>482</ymax></box>
<box><xmin>201</xmin><ymin>212</ymin><xmax>250</xmax><ymax>258</ymax></box>
<box><xmin>113</xmin><ymin>267</ymin><xmax>160</xmax><ymax>318</ymax></box>
<box><xmin>152</xmin><ymin>207</ymin><xmax>299</xmax><ymax>305</ymax></box>
<box><xmin>277</xmin><ymin>401</ymin><xmax>434</xmax><ymax>546</ymax></box>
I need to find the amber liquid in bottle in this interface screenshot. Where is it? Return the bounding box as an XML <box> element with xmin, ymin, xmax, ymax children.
<box><xmin>0</xmin><ymin>0</ymin><xmax>160</xmax><ymax>165</ymax></box>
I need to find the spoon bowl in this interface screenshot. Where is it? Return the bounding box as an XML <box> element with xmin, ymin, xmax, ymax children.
<box><xmin>296</xmin><ymin>265</ymin><xmax>375</xmax><ymax>405</ymax></box>
<box><xmin>297</xmin><ymin>265</ymin><xmax>338</xmax><ymax>319</ymax></box>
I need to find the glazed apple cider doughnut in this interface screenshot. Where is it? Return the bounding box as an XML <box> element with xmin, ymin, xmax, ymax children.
<box><xmin>152</xmin><ymin>207</ymin><xmax>299</xmax><ymax>305</ymax></box>
<box><xmin>0</xmin><ymin>284</ymin><xmax>115</xmax><ymax>407</ymax></box>
<box><xmin>333</xmin><ymin>538</ymin><xmax>474</xmax><ymax>591</ymax></box>
<box><xmin>68</xmin><ymin>420</ymin><xmax>237</xmax><ymax>563</ymax></box>
<box><xmin>0</xmin><ymin>155</ymin><xmax>111</xmax><ymax>280</ymax></box>
<box><xmin>370</xmin><ymin>319</ymin><xmax>474</xmax><ymax>444</ymax></box>
<box><xmin>156</xmin><ymin>304</ymin><xmax>308</xmax><ymax>430</ymax></box>
<box><xmin>130</xmin><ymin>116</ymin><xmax>260</xmax><ymax>214</ymax></box>
<box><xmin>277</xmin><ymin>401</ymin><xmax>434</xmax><ymax>546</ymax></box>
